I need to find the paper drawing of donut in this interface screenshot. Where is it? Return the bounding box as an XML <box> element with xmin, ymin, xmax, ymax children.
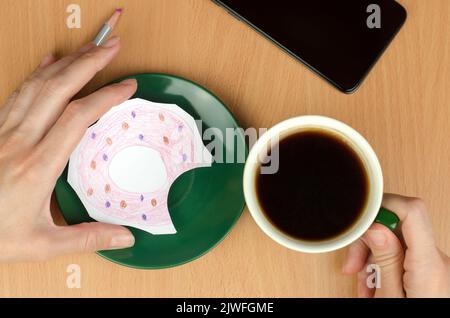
<box><xmin>68</xmin><ymin>98</ymin><xmax>213</xmax><ymax>235</ymax></box>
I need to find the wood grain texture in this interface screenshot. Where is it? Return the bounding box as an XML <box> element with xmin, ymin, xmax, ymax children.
<box><xmin>0</xmin><ymin>0</ymin><xmax>449</xmax><ymax>297</ymax></box>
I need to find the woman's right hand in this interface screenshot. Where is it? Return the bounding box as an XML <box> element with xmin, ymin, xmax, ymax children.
<box><xmin>343</xmin><ymin>193</ymin><xmax>450</xmax><ymax>298</ymax></box>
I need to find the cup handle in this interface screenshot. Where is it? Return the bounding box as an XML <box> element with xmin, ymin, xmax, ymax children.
<box><xmin>374</xmin><ymin>207</ymin><xmax>400</xmax><ymax>231</ymax></box>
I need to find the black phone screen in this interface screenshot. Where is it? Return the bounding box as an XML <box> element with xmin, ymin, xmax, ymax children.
<box><xmin>214</xmin><ymin>0</ymin><xmax>407</xmax><ymax>93</ymax></box>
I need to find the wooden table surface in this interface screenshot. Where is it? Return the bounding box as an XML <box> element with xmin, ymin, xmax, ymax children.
<box><xmin>0</xmin><ymin>0</ymin><xmax>449</xmax><ymax>297</ymax></box>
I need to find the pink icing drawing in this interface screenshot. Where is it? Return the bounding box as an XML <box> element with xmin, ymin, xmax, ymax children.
<box><xmin>68</xmin><ymin>98</ymin><xmax>212</xmax><ymax>235</ymax></box>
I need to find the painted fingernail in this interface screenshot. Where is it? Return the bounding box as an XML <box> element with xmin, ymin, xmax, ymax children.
<box><xmin>368</xmin><ymin>230</ymin><xmax>387</xmax><ymax>247</ymax></box>
<box><xmin>119</xmin><ymin>78</ymin><xmax>137</xmax><ymax>86</ymax></box>
<box><xmin>102</xmin><ymin>36</ymin><xmax>120</xmax><ymax>48</ymax></box>
<box><xmin>40</xmin><ymin>53</ymin><xmax>54</xmax><ymax>67</ymax></box>
<box><xmin>79</xmin><ymin>42</ymin><xmax>95</xmax><ymax>53</ymax></box>
<box><xmin>109</xmin><ymin>233</ymin><xmax>135</xmax><ymax>249</ymax></box>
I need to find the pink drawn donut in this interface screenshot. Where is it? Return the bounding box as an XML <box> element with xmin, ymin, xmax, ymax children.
<box><xmin>68</xmin><ymin>99</ymin><xmax>212</xmax><ymax>234</ymax></box>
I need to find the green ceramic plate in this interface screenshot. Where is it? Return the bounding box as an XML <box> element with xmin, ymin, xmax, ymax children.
<box><xmin>55</xmin><ymin>73</ymin><xmax>247</xmax><ymax>269</ymax></box>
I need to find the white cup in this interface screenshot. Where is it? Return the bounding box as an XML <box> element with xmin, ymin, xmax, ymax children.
<box><xmin>243</xmin><ymin>116</ymin><xmax>385</xmax><ymax>253</ymax></box>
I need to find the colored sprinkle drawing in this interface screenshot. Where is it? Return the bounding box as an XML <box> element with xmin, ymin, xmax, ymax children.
<box><xmin>67</xmin><ymin>98</ymin><xmax>213</xmax><ymax>235</ymax></box>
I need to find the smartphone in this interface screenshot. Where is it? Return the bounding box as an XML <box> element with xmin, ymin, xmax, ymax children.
<box><xmin>212</xmin><ymin>0</ymin><xmax>407</xmax><ymax>93</ymax></box>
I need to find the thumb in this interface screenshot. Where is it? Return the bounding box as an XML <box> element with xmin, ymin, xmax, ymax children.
<box><xmin>362</xmin><ymin>223</ymin><xmax>405</xmax><ymax>298</ymax></box>
<box><xmin>49</xmin><ymin>222</ymin><xmax>135</xmax><ymax>256</ymax></box>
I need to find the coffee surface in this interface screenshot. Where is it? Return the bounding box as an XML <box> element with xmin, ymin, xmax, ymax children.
<box><xmin>256</xmin><ymin>130</ymin><xmax>369</xmax><ymax>241</ymax></box>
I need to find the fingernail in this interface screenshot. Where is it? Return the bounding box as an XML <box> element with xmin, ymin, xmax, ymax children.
<box><xmin>341</xmin><ymin>262</ymin><xmax>351</xmax><ymax>274</ymax></box>
<box><xmin>109</xmin><ymin>233</ymin><xmax>135</xmax><ymax>249</ymax></box>
<box><xmin>40</xmin><ymin>53</ymin><xmax>54</xmax><ymax>67</ymax></box>
<box><xmin>119</xmin><ymin>78</ymin><xmax>137</xmax><ymax>86</ymax></box>
<box><xmin>368</xmin><ymin>230</ymin><xmax>387</xmax><ymax>247</ymax></box>
<box><xmin>79</xmin><ymin>42</ymin><xmax>95</xmax><ymax>53</ymax></box>
<box><xmin>102</xmin><ymin>36</ymin><xmax>121</xmax><ymax>48</ymax></box>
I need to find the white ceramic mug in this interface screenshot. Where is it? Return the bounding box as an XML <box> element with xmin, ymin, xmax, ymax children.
<box><xmin>243</xmin><ymin>116</ymin><xmax>398</xmax><ymax>253</ymax></box>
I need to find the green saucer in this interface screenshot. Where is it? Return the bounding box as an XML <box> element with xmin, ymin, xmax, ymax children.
<box><xmin>55</xmin><ymin>73</ymin><xmax>247</xmax><ymax>269</ymax></box>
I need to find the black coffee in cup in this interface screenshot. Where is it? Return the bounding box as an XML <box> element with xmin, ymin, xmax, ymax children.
<box><xmin>256</xmin><ymin>129</ymin><xmax>369</xmax><ymax>241</ymax></box>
